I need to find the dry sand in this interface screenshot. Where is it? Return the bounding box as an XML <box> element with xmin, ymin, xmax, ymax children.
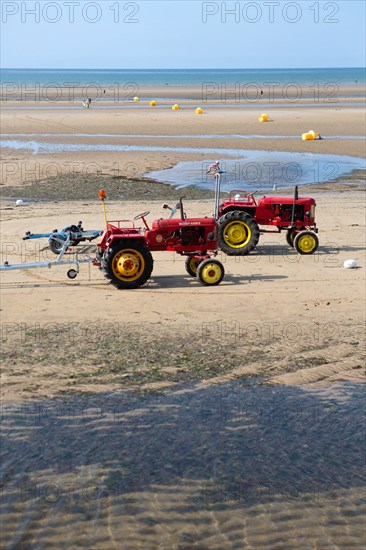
<box><xmin>1</xmin><ymin>192</ymin><xmax>365</xmax><ymax>400</ymax></box>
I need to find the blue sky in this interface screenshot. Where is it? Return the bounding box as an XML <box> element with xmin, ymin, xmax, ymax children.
<box><xmin>1</xmin><ymin>1</ymin><xmax>365</xmax><ymax>68</ymax></box>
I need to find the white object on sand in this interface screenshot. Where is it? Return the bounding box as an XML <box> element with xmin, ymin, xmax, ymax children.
<box><xmin>343</xmin><ymin>259</ymin><xmax>358</xmax><ymax>269</ymax></box>
<box><xmin>15</xmin><ymin>199</ymin><xmax>24</xmax><ymax>206</ymax></box>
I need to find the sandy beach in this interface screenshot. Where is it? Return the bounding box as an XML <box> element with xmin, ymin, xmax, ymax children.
<box><xmin>1</xmin><ymin>87</ymin><xmax>365</xmax><ymax>549</ymax></box>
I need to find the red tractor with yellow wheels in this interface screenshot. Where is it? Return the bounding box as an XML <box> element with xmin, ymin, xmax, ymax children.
<box><xmin>217</xmin><ymin>186</ymin><xmax>318</xmax><ymax>256</ymax></box>
<box><xmin>96</xmin><ymin>196</ymin><xmax>224</xmax><ymax>289</ymax></box>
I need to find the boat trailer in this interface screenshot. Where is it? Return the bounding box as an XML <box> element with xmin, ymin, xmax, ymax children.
<box><xmin>0</xmin><ymin>234</ymin><xmax>94</xmax><ymax>279</ymax></box>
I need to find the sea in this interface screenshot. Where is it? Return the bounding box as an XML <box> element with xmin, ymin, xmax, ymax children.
<box><xmin>1</xmin><ymin>67</ymin><xmax>365</xmax><ymax>87</ymax></box>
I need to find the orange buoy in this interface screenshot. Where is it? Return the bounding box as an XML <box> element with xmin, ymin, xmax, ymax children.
<box><xmin>150</xmin><ymin>100</ymin><xmax>156</xmax><ymax>107</ymax></box>
<box><xmin>172</xmin><ymin>104</ymin><xmax>180</xmax><ymax>110</ymax></box>
<box><xmin>195</xmin><ymin>107</ymin><xmax>203</xmax><ymax>114</ymax></box>
<box><xmin>259</xmin><ymin>113</ymin><xmax>269</xmax><ymax>122</ymax></box>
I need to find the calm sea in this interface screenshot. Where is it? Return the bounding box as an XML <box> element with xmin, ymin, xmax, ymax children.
<box><xmin>1</xmin><ymin>68</ymin><xmax>365</xmax><ymax>86</ymax></box>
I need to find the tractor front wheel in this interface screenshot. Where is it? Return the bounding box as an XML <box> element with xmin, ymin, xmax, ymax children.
<box><xmin>197</xmin><ymin>259</ymin><xmax>225</xmax><ymax>286</ymax></box>
<box><xmin>185</xmin><ymin>256</ymin><xmax>200</xmax><ymax>277</ymax></box>
<box><xmin>294</xmin><ymin>231</ymin><xmax>319</xmax><ymax>255</ymax></box>
<box><xmin>218</xmin><ymin>211</ymin><xmax>260</xmax><ymax>256</ymax></box>
<box><xmin>102</xmin><ymin>240</ymin><xmax>153</xmax><ymax>289</ymax></box>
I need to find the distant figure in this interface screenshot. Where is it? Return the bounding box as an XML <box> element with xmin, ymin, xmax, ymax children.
<box><xmin>260</xmin><ymin>89</ymin><xmax>263</xmax><ymax>96</ymax></box>
<box><xmin>82</xmin><ymin>98</ymin><xmax>92</xmax><ymax>109</ymax></box>
<box><xmin>273</xmin><ymin>184</ymin><xmax>277</xmax><ymax>192</ymax></box>
<box><xmin>207</xmin><ymin>160</ymin><xmax>221</xmax><ymax>174</ymax></box>
<box><xmin>103</xmin><ymin>89</ymin><xmax>106</xmax><ymax>94</ymax></box>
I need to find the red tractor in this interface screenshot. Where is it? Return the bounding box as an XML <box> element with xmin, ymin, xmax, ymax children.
<box><xmin>96</xmin><ymin>186</ymin><xmax>224</xmax><ymax>289</ymax></box>
<box><xmin>95</xmin><ymin>179</ymin><xmax>319</xmax><ymax>289</ymax></box>
<box><xmin>217</xmin><ymin>185</ymin><xmax>319</xmax><ymax>256</ymax></box>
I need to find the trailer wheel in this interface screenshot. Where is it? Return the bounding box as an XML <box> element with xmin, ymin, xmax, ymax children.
<box><xmin>197</xmin><ymin>259</ymin><xmax>225</xmax><ymax>286</ymax></box>
<box><xmin>67</xmin><ymin>269</ymin><xmax>78</xmax><ymax>279</ymax></box>
<box><xmin>218</xmin><ymin>211</ymin><xmax>260</xmax><ymax>255</ymax></box>
<box><xmin>102</xmin><ymin>240</ymin><xmax>153</xmax><ymax>289</ymax></box>
<box><xmin>185</xmin><ymin>256</ymin><xmax>200</xmax><ymax>277</ymax></box>
<box><xmin>286</xmin><ymin>229</ymin><xmax>297</xmax><ymax>247</ymax></box>
<box><xmin>49</xmin><ymin>235</ymin><xmax>66</xmax><ymax>255</ymax></box>
<box><xmin>294</xmin><ymin>231</ymin><xmax>319</xmax><ymax>255</ymax></box>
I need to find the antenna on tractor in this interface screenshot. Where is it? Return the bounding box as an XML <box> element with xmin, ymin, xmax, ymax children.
<box><xmin>98</xmin><ymin>189</ymin><xmax>108</xmax><ymax>233</ymax></box>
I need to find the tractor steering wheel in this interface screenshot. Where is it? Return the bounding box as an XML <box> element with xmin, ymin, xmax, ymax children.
<box><xmin>134</xmin><ymin>211</ymin><xmax>150</xmax><ymax>221</ymax></box>
<box><xmin>241</xmin><ymin>191</ymin><xmax>257</xmax><ymax>204</ymax></box>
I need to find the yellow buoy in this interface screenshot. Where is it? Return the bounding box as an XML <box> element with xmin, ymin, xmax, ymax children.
<box><xmin>259</xmin><ymin>113</ymin><xmax>269</xmax><ymax>122</ymax></box>
<box><xmin>134</xmin><ymin>96</ymin><xmax>139</xmax><ymax>103</ymax></box>
<box><xmin>150</xmin><ymin>100</ymin><xmax>156</xmax><ymax>107</ymax></box>
<box><xmin>195</xmin><ymin>107</ymin><xmax>203</xmax><ymax>114</ymax></box>
<box><xmin>172</xmin><ymin>104</ymin><xmax>180</xmax><ymax>110</ymax></box>
<box><xmin>302</xmin><ymin>130</ymin><xmax>320</xmax><ymax>140</ymax></box>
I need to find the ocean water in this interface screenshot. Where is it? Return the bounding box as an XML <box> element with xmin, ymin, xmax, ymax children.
<box><xmin>1</xmin><ymin>67</ymin><xmax>365</xmax><ymax>87</ymax></box>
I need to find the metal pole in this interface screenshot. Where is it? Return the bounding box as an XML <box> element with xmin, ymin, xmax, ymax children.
<box><xmin>290</xmin><ymin>185</ymin><xmax>298</xmax><ymax>228</ymax></box>
<box><xmin>214</xmin><ymin>172</ymin><xmax>221</xmax><ymax>220</ymax></box>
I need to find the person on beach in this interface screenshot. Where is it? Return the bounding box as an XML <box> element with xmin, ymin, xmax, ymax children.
<box><xmin>207</xmin><ymin>160</ymin><xmax>221</xmax><ymax>174</ymax></box>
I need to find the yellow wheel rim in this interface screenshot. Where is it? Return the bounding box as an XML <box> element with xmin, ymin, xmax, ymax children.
<box><xmin>297</xmin><ymin>234</ymin><xmax>316</xmax><ymax>253</ymax></box>
<box><xmin>200</xmin><ymin>262</ymin><xmax>222</xmax><ymax>284</ymax></box>
<box><xmin>189</xmin><ymin>258</ymin><xmax>198</xmax><ymax>274</ymax></box>
<box><xmin>223</xmin><ymin>221</ymin><xmax>251</xmax><ymax>249</ymax></box>
<box><xmin>112</xmin><ymin>249</ymin><xmax>145</xmax><ymax>282</ymax></box>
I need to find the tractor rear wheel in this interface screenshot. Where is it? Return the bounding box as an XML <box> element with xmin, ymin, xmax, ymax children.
<box><xmin>185</xmin><ymin>256</ymin><xmax>200</xmax><ymax>277</ymax></box>
<box><xmin>286</xmin><ymin>229</ymin><xmax>297</xmax><ymax>248</ymax></box>
<box><xmin>197</xmin><ymin>259</ymin><xmax>225</xmax><ymax>286</ymax></box>
<box><xmin>218</xmin><ymin>211</ymin><xmax>260</xmax><ymax>255</ymax></box>
<box><xmin>102</xmin><ymin>240</ymin><xmax>153</xmax><ymax>289</ymax></box>
<box><xmin>294</xmin><ymin>231</ymin><xmax>319</xmax><ymax>255</ymax></box>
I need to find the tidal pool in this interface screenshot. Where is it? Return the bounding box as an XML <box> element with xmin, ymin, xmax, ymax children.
<box><xmin>147</xmin><ymin>150</ymin><xmax>365</xmax><ymax>191</ymax></box>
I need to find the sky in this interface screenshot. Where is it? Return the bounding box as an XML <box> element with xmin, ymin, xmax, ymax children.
<box><xmin>1</xmin><ymin>0</ymin><xmax>365</xmax><ymax>68</ymax></box>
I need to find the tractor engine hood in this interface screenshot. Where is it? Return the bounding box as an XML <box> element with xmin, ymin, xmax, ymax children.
<box><xmin>258</xmin><ymin>197</ymin><xmax>316</xmax><ymax>207</ymax></box>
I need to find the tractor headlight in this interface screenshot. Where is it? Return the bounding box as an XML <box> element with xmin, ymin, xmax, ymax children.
<box><xmin>310</xmin><ymin>205</ymin><xmax>315</xmax><ymax>218</ymax></box>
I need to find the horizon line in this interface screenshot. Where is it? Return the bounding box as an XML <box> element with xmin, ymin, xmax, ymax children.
<box><xmin>2</xmin><ymin>66</ymin><xmax>366</xmax><ymax>71</ymax></box>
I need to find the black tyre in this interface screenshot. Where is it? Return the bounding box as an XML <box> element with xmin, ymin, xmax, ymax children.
<box><xmin>185</xmin><ymin>256</ymin><xmax>200</xmax><ymax>277</ymax></box>
<box><xmin>218</xmin><ymin>211</ymin><xmax>260</xmax><ymax>256</ymax></box>
<box><xmin>67</xmin><ymin>269</ymin><xmax>78</xmax><ymax>279</ymax></box>
<box><xmin>197</xmin><ymin>259</ymin><xmax>225</xmax><ymax>286</ymax></box>
<box><xmin>49</xmin><ymin>235</ymin><xmax>67</xmax><ymax>255</ymax></box>
<box><xmin>101</xmin><ymin>240</ymin><xmax>153</xmax><ymax>289</ymax></box>
<box><xmin>286</xmin><ymin>229</ymin><xmax>297</xmax><ymax>248</ymax></box>
<box><xmin>294</xmin><ymin>231</ymin><xmax>319</xmax><ymax>255</ymax></box>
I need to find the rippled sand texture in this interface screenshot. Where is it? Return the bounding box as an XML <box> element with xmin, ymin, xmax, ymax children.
<box><xmin>1</xmin><ymin>381</ymin><xmax>365</xmax><ymax>549</ymax></box>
